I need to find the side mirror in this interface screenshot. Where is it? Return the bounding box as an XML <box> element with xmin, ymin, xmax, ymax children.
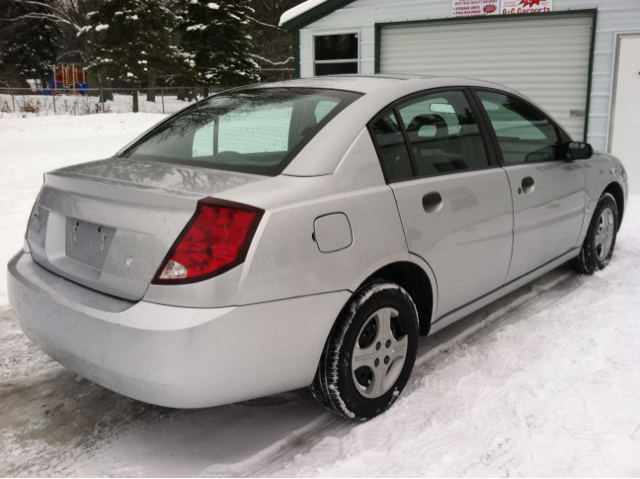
<box><xmin>566</xmin><ymin>142</ymin><xmax>593</xmax><ymax>160</ymax></box>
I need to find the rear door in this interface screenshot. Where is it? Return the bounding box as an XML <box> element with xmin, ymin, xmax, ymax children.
<box><xmin>473</xmin><ymin>89</ymin><xmax>586</xmax><ymax>283</ymax></box>
<box><xmin>371</xmin><ymin>89</ymin><xmax>513</xmax><ymax>319</ymax></box>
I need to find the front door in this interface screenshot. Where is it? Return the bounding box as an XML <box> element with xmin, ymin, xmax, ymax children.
<box><xmin>474</xmin><ymin>89</ymin><xmax>586</xmax><ymax>283</ymax></box>
<box><xmin>371</xmin><ymin>89</ymin><xmax>513</xmax><ymax>318</ymax></box>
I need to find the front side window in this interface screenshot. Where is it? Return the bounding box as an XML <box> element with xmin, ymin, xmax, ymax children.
<box><xmin>477</xmin><ymin>90</ymin><xmax>562</xmax><ymax>164</ymax></box>
<box><xmin>123</xmin><ymin>88</ymin><xmax>361</xmax><ymax>176</ymax></box>
<box><xmin>396</xmin><ymin>90</ymin><xmax>489</xmax><ymax>176</ymax></box>
<box><xmin>314</xmin><ymin>34</ymin><xmax>359</xmax><ymax>76</ymax></box>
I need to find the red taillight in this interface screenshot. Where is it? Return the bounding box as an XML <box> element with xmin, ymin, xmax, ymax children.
<box><xmin>152</xmin><ymin>198</ymin><xmax>264</xmax><ymax>284</ymax></box>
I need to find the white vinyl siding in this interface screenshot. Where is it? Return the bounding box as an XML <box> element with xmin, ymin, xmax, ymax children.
<box><xmin>379</xmin><ymin>15</ymin><xmax>593</xmax><ymax>140</ymax></box>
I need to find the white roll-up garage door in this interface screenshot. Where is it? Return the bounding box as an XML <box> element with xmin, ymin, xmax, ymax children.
<box><xmin>380</xmin><ymin>14</ymin><xmax>594</xmax><ymax>140</ymax></box>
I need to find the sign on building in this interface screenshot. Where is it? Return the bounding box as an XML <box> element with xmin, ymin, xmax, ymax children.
<box><xmin>501</xmin><ymin>0</ymin><xmax>553</xmax><ymax>14</ymax></box>
<box><xmin>452</xmin><ymin>0</ymin><xmax>553</xmax><ymax>17</ymax></box>
<box><xmin>452</xmin><ymin>0</ymin><xmax>500</xmax><ymax>18</ymax></box>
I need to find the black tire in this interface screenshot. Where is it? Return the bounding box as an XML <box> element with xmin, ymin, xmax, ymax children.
<box><xmin>310</xmin><ymin>281</ymin><xmax>419</xmax><ymax>419</ymax></box>
<box><xmin>574</xmin><ymin>192</ymin><xmax>619</xmax><ymax>274</ymax></box>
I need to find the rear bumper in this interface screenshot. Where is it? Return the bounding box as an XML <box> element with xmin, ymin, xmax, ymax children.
<box><xmin>7</xmin><ymin>251</ymin><xmax>349</xmax><ymax>408</ymax></box>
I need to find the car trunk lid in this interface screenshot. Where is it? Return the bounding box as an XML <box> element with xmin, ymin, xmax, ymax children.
<box><xmin>27</xmin><ymin>158</ymin><xmax>267</xmax><ymax>301</ymax></box>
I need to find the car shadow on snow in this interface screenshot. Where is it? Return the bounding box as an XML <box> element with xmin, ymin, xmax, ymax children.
<box><xmin>0</xmin><ymin>264</ymin><xmax>581</xmax><ymax>477</ymax></box>
<box><xmin>0</xmin><ymin>305</ymin><xmax>340</xmax><ymax>477</ymax></box>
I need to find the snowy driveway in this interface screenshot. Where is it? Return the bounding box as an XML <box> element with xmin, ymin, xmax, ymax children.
<box><xmin>1</xmin><ymin>113</ymin><xmax>639</xmax><ymax>476</ymax></box>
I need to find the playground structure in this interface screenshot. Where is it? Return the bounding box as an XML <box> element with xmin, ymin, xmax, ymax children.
<box><xmin>43</xmin><ymin>64</ymin><xmax>89</xmax><ymax>95</ymax></box>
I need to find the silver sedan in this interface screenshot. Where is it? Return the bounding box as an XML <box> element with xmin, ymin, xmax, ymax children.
<box><xmin>7</xmin><ymin>75</ymin><xmax>628</xmax><ymax>419</ymax></box>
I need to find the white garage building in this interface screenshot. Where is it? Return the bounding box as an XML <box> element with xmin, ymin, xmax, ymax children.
<box><xmin>280</xmin><ymin>0</ymin><xmax>640</xmax><ymax>192</ymax></box>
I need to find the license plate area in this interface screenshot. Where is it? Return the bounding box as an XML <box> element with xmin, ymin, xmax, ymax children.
<box><xmin>65</xmin><ymin>218</ymin><xmax>115</xmax><ymax>270</ymax></box>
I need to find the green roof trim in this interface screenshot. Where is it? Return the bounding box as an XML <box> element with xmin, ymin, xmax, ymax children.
<box><xmin>281</xmin><ymin>0</ymin><xmax>359</xmax><ymax>32</ymax></box>
<box><xmin>294</xmin><ymin>30</ymin><xmax>301</xmax><ymax>78</ymax></box>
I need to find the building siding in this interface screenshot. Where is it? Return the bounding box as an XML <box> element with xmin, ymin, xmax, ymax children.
<box><xmin>299</xmin><ymin>0</ymin><xmax>640</xmax><ymax>151</ymax></box>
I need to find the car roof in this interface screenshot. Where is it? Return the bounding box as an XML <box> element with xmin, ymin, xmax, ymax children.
<box><xmin>252</xmin><ymin>74</ymin><xmax>521</xmax><ymax>96</ymax></box>
<box><xmin>255</xmin><ymin>74</ymin><xmax>552</xmax><ymax>130</ymax></box>
<box><xmin>268</xmin><ymin>74</ymin><xmax>560</xmax><ymax>177</ymax></box>
<box><xmin>253</xmin><ymin>75</ymin><xmax>408</xmax><ymax>94</ymax></box>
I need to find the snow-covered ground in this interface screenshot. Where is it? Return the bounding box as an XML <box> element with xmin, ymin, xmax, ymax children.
<box><xmin>1</xmin><ymin>114</ymin><xmax>639</xmax><ymax>477</ymax></box>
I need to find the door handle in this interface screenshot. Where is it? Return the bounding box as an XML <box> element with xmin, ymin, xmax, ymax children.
<box><xmin>422</xmin><ymin>192</ymin><xmax>443</xmax><ymax>213</ymax></box>
<box><xmin>520</xmin><ymin>176</ymin><xmax>535</xmax><ymax>194</ymax></box>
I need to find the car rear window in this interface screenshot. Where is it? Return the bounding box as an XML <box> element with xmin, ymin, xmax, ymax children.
<box><xmin>122</xmin><ymin>88</ymin><xmax>361</xmax><ymax>176</ymax></box>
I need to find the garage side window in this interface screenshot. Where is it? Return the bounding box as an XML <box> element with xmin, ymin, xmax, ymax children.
<box><xmin>371</xmin><ymin>112</ymin><xmax>414</xmax><ymax>182</ymax></box>
<box><xmin>477</xmin><ymin>91</ymin><xmax>562</xmax><ymax>164</ymax></box>
<box><xmin>314</xmin><ymin>34</ymin><xmax>358</xmax><ymax>76</ymax></box>
<box><xmin>396</xmin><ymin>91</ymin><xmax>488</xmax><ymax>176</ymax></box>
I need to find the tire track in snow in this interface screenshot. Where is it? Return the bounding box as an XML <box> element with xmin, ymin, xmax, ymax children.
<box><xmin>211</xmin><ymin>267</ymin><xmax>580</xmax><ymax>477</ymax></box>
<box><xmin>0</xmin><ymin>267</ymin><xmax>579</xmax><ymax>477</ymax></box>
<box><xmin>0</xmin><ymin>306</ymin><xmax>176</xmax><ymax>477</ymax></box>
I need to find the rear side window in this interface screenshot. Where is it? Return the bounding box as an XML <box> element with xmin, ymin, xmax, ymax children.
<box><xmin>371</xmin><ymin>112</ymin><xmax>414</xmax><ymax>182</ymax></box>
<box><xmin>477</xmin><ymin>90</ymin><xmax>562</xmax><ymax>164</ymax></box>
<box><xmin>396</xmin><ymin>91</ymin><xmax>489</xmax><ymax>176</ymax></box>
<box><xmin>123</xmin><ymin>88</ymin><xmax>361</xmax><ymax>176</ymax></box>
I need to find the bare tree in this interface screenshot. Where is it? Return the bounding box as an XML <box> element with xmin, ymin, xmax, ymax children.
<box><xmin>246</xmin><ymin>0</ymin><xmax>299</xmax><ymax>80</ymax></box>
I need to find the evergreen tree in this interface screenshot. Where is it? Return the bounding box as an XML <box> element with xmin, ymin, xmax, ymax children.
<box><xmin>0</xmin><ymin>0</ymin><xmax>61</xmax><ymax>86</ymax></box>
<box><xmin>175</xmin><ymin>0</ymin><xmax>258</xmax><ymax>87</ymax></box>
<box><xmin>80</xmin><ymin>0</ymin><xmax>184</xmax><ymax>87</ymax></box>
